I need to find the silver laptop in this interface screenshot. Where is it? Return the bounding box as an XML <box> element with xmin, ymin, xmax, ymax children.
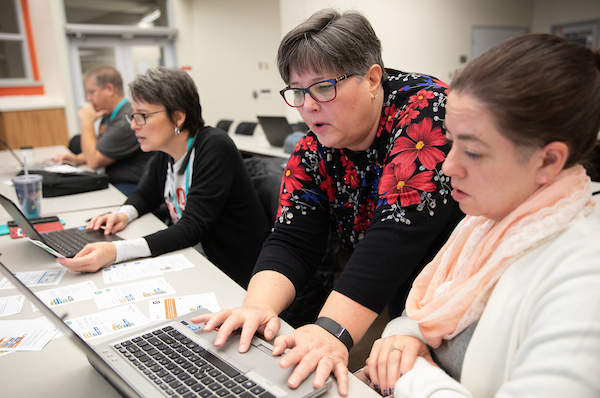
<box><xmin>0</xmin><ymin>193</ymin><xmax>122</xmax><ymax>258</ymax></box>
<box><xmin>0</xmin><ymin>135</ymin><xmax>49</xmax><ymax>171</ymax></box>
<box><xmin>0</xmin><ymin>260</ymin><xmax>332</xmax><ymax>398</ymax></box>
<box><xmin>258</xmin><ymin>116</ymin><xmax>294</xmax><ymax>147</ymax></box>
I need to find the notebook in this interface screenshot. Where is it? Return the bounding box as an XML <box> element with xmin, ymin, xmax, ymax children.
<box><xmin>0</xmin><ymin>193</ymin><xmax>122</xmax><ymax>258</ymax></box>
<box><xmin>0</xmin><ymin>259</ymin><xmax>332</xmax><ymax>398</ymax></box>
<box><xmin>258</xmin><ymin>116</ymin><xmax>294</xmax><ymax>147</ymax></box>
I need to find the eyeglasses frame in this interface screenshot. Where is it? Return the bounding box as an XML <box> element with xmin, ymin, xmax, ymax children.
<box><xmin>125</xmin><ymin>109</ymin><xmax>168</xmax><ymax>125</ymax></box>
<box><xmin>279</xmin><ymin>74</ymin><xmax>355</xmax><ymax>108</ymax></box>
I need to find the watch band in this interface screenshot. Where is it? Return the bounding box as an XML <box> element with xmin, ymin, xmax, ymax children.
<box><xmin>314</xmin><ymin>317</ymin><xmax>354</xmax><ymax>351</ymax></box>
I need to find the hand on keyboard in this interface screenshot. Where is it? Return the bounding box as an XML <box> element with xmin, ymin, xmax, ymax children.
<box><xmin>87</xmin><ymin>212</ymin><xmax>129</xmax><ymax>235</ymax></box>
<box><xmin>56</xmin><ymin>241</ymin><xmax>117</xmax><ymax>272</ymax></box>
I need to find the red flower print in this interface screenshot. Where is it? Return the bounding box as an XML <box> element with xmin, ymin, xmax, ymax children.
<box><xmin>391</xmin><ymin>117</ymin><xmax>447</xmax><ymax>170</ymax></box>
<box><xmin>433</xmin><ymin>78</ymin><xmax>449</xmax><ymax>88</ymax></box>
<box><xmin>377</xmin><ymin>105</ymin><xmax>401</xmax><ymax>137</ymax></box>
<box><xmin>383</xmin><ymin>104</ymin><xmax>399</xmax><ymax>131</ymax></box>
<box><xmin>398</xmin><ymin>103</ymin><xmax>420</xmax><ymax>129</ymax></box>
<box><xmin>379</xmin><ymin>162</ymin><xmax>436</xmax><ymax>207</ymax></box>
<box><xmin>299</xmin><ymin>135</ymin><xmax>318</xmax><ymax>151</ymax></box>
<box><xmin>317</xmin><ymin>159</ymin><xmax>336</xmax><ymax>201</ymax></box>
<box><xmin>320</xmin><ymin>178</ymin><xmax>335</xmax><ymax>202</ymax></box>
<box><xmin>340</xmin><ymin>151</ymin><xmax>353</xmax><ymax>168</ymax></box>
<box><xmin>282</xmin><ymin>155</ymin><xmax>310</xmax><ymax>193</ymax></box>
<box><xmin>344</xmin><ymin>168</ymin><xmax>359</xmax><ymax>189</ymax></box>
<box><xmin>409</xmin><ymin>89</ymin><xmax>435</xmax><ymax>109</ymax></box>
<box><xmin>354</xmin><ymin>214</ymin><xmax>370</xmax><ymax>232</ymax></box>
<box><xmin>433</xmin><ymin>78</ymin><xmax>450</xmax><ymax>94</ymax></box>
<box><xmin>359</xmin><ymin>199</ymin><xmax>374</xmax><ymax>217</ymax></box>
<box><xmin>276</xmin><ymin>192</ymin><xmax>293</xmax><ymax>218</ymax></box>
<box><xmin>318</xmin><ymin>158</ymin><xmax>327</xmax><ymax>175</ymax></box>
<box><xmin>354</xmin><ymin>199</ymin><xmax>374</xmax><ymax>231</ymax></box>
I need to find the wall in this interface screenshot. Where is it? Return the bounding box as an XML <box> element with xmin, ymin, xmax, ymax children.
<box><xmin>173</xmin><ymin>0</ymin><xmax>289</xmax><ymax>130</ymax></box>
<box><xmin>0</xmin><ymin>0</ymin><xmax>77</xmax><ymax>139</ymax></box>
<box><xmin>532</xmin><ymin>0</ymin><xmax>600</xmax><ymax>32</ymax></box>
<box><xmin>178</xmin><ymin>0</ymin><xmax>537</xmax><ymax>127</ymax></box>
<box><xmin>176</xmin><ymin>0</ymin><xmax>538</xmax><ymax>128</ymax></box>
<box><xmin>281</xmin><ymin>0</ymin><xmax>534</xmax><ymax>81</ymax></box>
<box><xmin>21</xmin><ymin>0</ymin><xmax>600</xmax><ymax>140</ymax></box>
<box><xmin>28</xmin><ymin>0</ymin><xmax>78</xmax><ymax>138</ymax></box>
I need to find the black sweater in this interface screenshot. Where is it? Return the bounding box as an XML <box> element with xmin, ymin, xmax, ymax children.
<box><xmin>125</xmin><ymin>126</ymin><xmax>271</xmax><ymax>287</ymax></box>
<box><xmin>253</xmin><ymin>69</ymin><xmax>464</xmax><ymax>315</ymax></box>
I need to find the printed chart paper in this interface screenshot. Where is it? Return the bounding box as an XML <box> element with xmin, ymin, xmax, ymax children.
<box><xmin>148</xmin><ymin>293</ymin><xmax>220</xmax><ymax>321</ymax></box>
<box><xmin>93</xmin><ymin>277</ymin><xmax>175</xmax><ymax>309</ymax></box>
<box><xmin>66</xmin><ymin>304</ymin><xmax>150</xmax><ymax>341</ymax></box>
<box><xmin>34</xmin><ymin>280</ymin><xmax>98</xmax><ymax>308</ymax></box>
<box><xmin>0</xmin><ymin>269</ymin><xmax>67</xmax><ymax>290</ymax></box>
<box><xmin>102</xmin><ymin>254</ymin><xmax>195</xmax><ymax>284</ymax></box>
<box><xmin>0</xmin><ymin>317</ymin><xmax>59</xmax><ymax>351</ymax></box>
<box><xmin>0</xmin><ymin>295</ymin><xmax>25</xmax><ymax>317</ymax></box>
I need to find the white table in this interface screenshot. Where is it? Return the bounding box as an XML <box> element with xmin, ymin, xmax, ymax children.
<box><xmin>0</xmin><ymin>146</ymin><xmax>127</xmax><ymax>218</ymax></box>
<box><xmin>0</xmin><ymin>206</ymin><xmax>378</xmax><ymax>398</ymax></box>
<box><xmin>229</xmin><ymin>131</ymin><xmax>290</xmax><ymax>159</ymax></box>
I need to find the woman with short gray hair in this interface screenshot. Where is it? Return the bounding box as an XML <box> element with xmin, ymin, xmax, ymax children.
<box><xmin>58</xmin><ymin>67</ymin><xmax>270</xmax><ymax>289</ymax></box>
<box><xmin>194</xmin><ymin>9</ymin><xmax>463</xmax><ymax>395</ymax></box>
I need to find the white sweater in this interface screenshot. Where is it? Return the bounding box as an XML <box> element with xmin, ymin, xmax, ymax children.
<box><xmin>383</xmin><ymin>212</ymin><xmax>600</xmax><ymax>398</ymax></box>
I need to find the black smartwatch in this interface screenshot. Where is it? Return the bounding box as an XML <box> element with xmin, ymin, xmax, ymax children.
<box><xmin>314</xmin><ymin>317</ymin><xmax>354</xmax><ymax>351</ymax></box>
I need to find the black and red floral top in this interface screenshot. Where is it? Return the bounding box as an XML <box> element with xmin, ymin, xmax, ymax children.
<box><xmin>253</xmin><ymin>69</ymin><xmax>464</xmax><ymax>315</ymax></box>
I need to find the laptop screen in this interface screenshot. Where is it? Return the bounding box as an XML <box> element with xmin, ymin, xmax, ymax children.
<box><xmin>0</xmin><ymin>193</ymin><xmax>45</xmax><ymax>241</ymax></box>
<box><xmin>0</xmin><ymin>135</ymin><xmax>24</xmax><ymax>167</ymax></box>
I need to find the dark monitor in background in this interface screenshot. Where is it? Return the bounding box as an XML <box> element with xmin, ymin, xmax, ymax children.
<box><xmin>257</xmin><ymin>116</ymin><xmax>294</xmax><ymax>147</ymax></box>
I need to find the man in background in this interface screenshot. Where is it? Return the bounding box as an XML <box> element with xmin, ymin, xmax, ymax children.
<box><xmin>55</xmin><ymin>66</ymin><xmax>154</xmax><ymax>195</ymax></box>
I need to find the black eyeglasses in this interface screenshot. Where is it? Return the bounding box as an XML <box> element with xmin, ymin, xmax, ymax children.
<box><xmin>125</xmin><ymin>110</ymin><xmax>167</xmax><ymax>125</ymax></box>
<box><xmin>279</xmin><ymin>74</ymin><xmax>355</xmax><ymax>108</ymax></box>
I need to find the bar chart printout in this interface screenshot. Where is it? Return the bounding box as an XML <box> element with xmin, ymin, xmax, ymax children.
<box><xmin>93</xmin><ymin>278</ymin><xmax>175</xmax><ymax>309</ymax></box>
<box><xmin>0</xmin><ymin>317</ymin><xmax>59</xmax><ymax>351</ymax></box>
<box><xmin>66</xmin><ymin>304</ymin><xmax>150</xmax><ymax>341</ymax></box>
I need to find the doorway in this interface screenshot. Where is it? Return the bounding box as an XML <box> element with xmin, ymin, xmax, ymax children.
<box><xmin>67</xmin><ymin>35</ymin><xmax>176</xmax><ymax>109</ymax></box>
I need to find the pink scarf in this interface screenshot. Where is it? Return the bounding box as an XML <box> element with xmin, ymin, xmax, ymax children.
<box><xmin>405</xmin><ymin>165</ymin><xmax>594</xmax><ymax>348</ymax></box>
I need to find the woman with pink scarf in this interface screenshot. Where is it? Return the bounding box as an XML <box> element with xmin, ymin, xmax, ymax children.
<box><xmin>358</xmin><ymin>34</ymin><xmax>600</xmax><ymax>397</ymax></box>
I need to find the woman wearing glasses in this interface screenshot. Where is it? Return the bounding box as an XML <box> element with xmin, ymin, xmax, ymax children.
<box><xmin>57</xmin><ymin>67</ymin><xmax>271</xmax><ymax>288</ymax></box>
<box><xmin>193</xmin><ymin>8</ymin><xmax>463</xmax><ymax>395</ymax></box>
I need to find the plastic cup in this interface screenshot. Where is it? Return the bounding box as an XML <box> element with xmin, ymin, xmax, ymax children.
<box><xmin>20</xmin><ymin>146</ymin><xmax>34</xmax><ymax>165</ymax></box>
<box><xmin>11</xmin><ymin>174</ymin><xmax>43</xmax><ymax>219</ymax></box>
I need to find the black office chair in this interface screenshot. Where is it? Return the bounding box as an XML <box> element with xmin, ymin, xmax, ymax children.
<box><xmin>216</xmin><ymin>119</ymin><xmax>233</xmax><ymax>133</ymax></box>
<box><xmin>234</xmin><ymin>122</ymin><xmax>257</xmax><ymax>136</ymax></box>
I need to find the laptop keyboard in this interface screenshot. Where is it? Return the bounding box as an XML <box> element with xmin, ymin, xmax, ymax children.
<box><xmin>43</xmin><ymin>228</ymin><xmax>97</xmax><ymax>257</ymax></box>
<box><xmin>115</xmin><ymin>325</ymin><xmax>276</xmax><ymax>398</ymax></box>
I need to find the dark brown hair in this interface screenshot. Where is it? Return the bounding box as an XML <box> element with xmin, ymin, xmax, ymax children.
<box><xmin>451</xmin><ymin>33</ymin><xmax>600</xmax><ymax>168</ymax></box>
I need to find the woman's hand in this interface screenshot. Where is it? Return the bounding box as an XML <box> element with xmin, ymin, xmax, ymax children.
<box><xmin>273</xmin><ymin>325</ymin><xmax>350</xmax><ymax>396</ymax></box>
<box><xmin>191</xmin><ymin>305</ymin><xmax>281</xmax><ymax>352</ymax></box>
<box><xmin>56</xmin><ymin>242</ymin><xmax>117</xmax><ymax>273</ymax></box>
<box><xmin>192</xmin><ymin>270</ymin><xmax>295</xmax><ymax>351</ymax></box>
<box><xmin>87</xmin><ymin>212</ymin><xmax>129</xmax><ymax>235</ymax></box>
<box><xmin>363</xmin><ymin>335</ymin><xmax>436</xmax><ymax>396</ymax></box>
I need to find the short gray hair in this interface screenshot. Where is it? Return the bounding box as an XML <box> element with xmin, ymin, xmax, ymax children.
<box><xmin>129</xmin><ymin>67</ymin><xmax>204</xmax><ymax>134</ymax></box>
<box><xmin>277</xmin><ymin>8</ymin><xmax>387</xmax><ymax>85</ymax></box>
